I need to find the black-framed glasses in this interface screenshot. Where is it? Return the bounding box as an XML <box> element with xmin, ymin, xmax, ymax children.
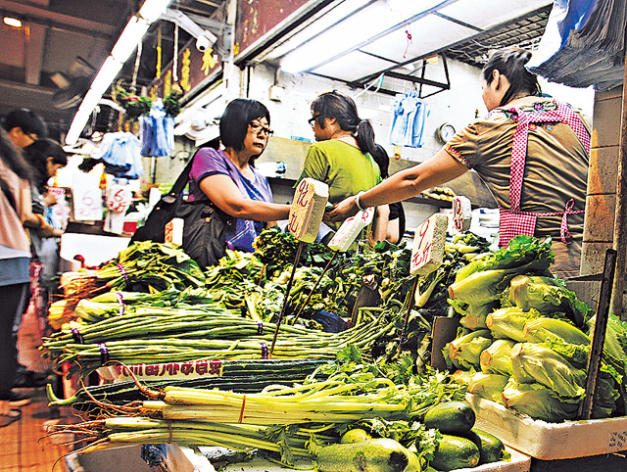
<box><xmin>248</xmin><ymin>122</ymin><xmax>274</xmax><ymax>136</ymax></box>
<box><xmin>308</xmin><ymin>114</ymin><xmax>320</xmax><ymax>126</ymax></box>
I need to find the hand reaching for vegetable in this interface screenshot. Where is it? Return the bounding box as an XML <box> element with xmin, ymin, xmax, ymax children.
<box><xmin>325</xmin><ymin>195</ymin><xmax>360</xmax><ymax>223</ymax></box>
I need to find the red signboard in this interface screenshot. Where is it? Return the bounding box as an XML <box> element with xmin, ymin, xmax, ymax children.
<box><xmin>235</xmin><ymin>0</ymin><xmax>312</xmax><ymax>57</ymax></box>
<box><xmin>149</xmin><ymin>41</ymin><xmax>222</xmax><ymax>99</ymax></box>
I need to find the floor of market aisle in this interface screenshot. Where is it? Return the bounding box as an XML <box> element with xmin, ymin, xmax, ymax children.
<box><xmin>0</xmin><ymin>387</ymin><xmax>74</xmax><ymax>472</ymax></box>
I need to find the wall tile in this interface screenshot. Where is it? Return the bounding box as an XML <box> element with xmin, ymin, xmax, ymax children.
<box><xmin>591</xmin><ymin>96</ymin><xmax>621</xmax><ymax>148</ymax></box>
<box><xmin>580</xmin><ymin>241</ymin><xmax>613</xmax><ymax>275</ymax></box>
<box><xmin>583</xmin><ymin>194</ymin><xmax>616</xmax><ymax>241</ymax></box>
<box><xmin>588</xmin><ymin>146</ymin><xmax>619</xmax><ymax>194</ymax></box>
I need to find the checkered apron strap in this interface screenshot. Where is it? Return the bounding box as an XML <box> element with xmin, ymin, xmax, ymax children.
<box><xmin>498</xmin><ymin>103</ymin><xmax>589</xmax><ymax>247</ymax></box>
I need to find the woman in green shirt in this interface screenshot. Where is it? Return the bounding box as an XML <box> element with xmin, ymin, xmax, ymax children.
<box><xmin>299</xmin><ymin>91</ymin><xmax>387</xmax><ymax>236</ymax></box>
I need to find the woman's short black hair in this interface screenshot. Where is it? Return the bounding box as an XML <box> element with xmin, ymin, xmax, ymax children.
<box><xmin>24</xmin><ymin>138</ymin><xmax>67</xmax><ymax>190</ymax></box>
<box><xmin>219</xmin><ymin>99</ymin><xmax>270</xmax><ymax>152</ymax></box>
<box><xmin>482</xmin><ymin>48</ymin><xmax>542</xmax><ymax>107</ymax></box>
<box><xmin>3</xmin><ymin>108</ymin><xmax>48</xmax><ymax>139</ymax></box>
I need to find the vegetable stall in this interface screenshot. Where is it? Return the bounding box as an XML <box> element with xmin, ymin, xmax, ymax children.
<box><xmin>44</xmin><ymin>227</ymin><xmax>627</xmax><ymax>472</ymax></box>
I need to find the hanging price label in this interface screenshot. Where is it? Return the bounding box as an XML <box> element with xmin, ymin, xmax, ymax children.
<box><xmin>452</xmin><ymin>196</ymin><xmax>472</xmax><ymax>232</ymax></box>
<box><xmin>287</xmin><ymin>178</ymin><xmax>329</xmax><ymax>243</ymax></box>
<box><xmin>410</xmin><ymin>213</ymin><xmax>448</xmax><ymax>276</ymax></box>
<box><xmin>328</xmin><ymin>207</ymin><xmax>374</xmax><ymax>252</ymax></box>
<box><xmin>72</xmin><ymin>187</ymin><xmax>103</xmax><ymax>221</ymax></box>
<box><xmin>106</xmin><ymin>185</ymin><xmax>133</xmax><ymax>213</ymax></box>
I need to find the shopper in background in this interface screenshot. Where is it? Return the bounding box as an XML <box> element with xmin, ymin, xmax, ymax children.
<box><xmin>371</xmin><ymin>144</ymin><xmax>406</xmax><ymax>245</ymax></box>
<box><xmin>188</xmin><ymin>98</ymin><xmax>290</xmax><ymax>252</ymax></box>
<box><xmin>2</xmin><ymin>110</ymin><xmax>56</xmax><ymax>390</ymax></box>
<box><xmin>299</xmin><ymin>91</ymin><xmax>384</xmax><ymax>234</ymax></box>
<box><xmin>328</xmin><ymin>48</ymin><xmax>589</xmax><ymax>278</ymax></box>
<box><xmin>2</xmin><ymin>108</ymin><xmax>47</xmax><ymax>149</ymax></box>
<box><xmin>0</xmin><ymin>129</ymin><xmax>34</xmax><ymax>426</ymax></box>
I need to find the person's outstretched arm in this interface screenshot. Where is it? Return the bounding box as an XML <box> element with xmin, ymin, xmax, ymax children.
<box><xmin>326</xmin><ymin>149</ymin><xmax>467</xmax><ymax>223</ymax></box>
<box><xmin>200</xmin><ymin>174</ymin><xmax>290</xmax><ymax>222</ymax></box>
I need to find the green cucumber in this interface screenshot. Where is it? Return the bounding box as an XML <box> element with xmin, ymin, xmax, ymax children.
<box><xmin>467</xmin><ymin>428</ymin><xmax>505</xmax><ymax>464</ymax></box>
<box><xmin>423</xmin><ymin>401</ymin><xmax>475</xmax><ymax>434</ymax></box>
<box><xmin>341</xmin><ymin>428</ymin><xmax>372</xmax><ymax>444</ymax></box>
<box><xmin>310</xmin><ymin>438</ymin><xmax>414</xmax><ymax>472</ymax></box>
<box><xmin>430</xmin><ymin>434</ymin><xmax>480</xmax><ymax>471</ymax></box>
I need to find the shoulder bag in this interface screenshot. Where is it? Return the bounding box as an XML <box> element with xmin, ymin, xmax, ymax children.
<box><xmin>131</xmin><ymin>151</ymin><xmax>234</xmax><ymax>268</ymax></box>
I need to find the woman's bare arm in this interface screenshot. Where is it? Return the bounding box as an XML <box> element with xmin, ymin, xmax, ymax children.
<box><xmin>199</xmin><ymin>174</ymin><xmax>290</xmax><ymax>222</ymax></box>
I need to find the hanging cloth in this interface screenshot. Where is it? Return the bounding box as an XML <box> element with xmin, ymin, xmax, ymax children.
<box><xmin>96</xmin><ymin>132</ymin><xmax>144</xmax><ymax>179</ymax></box>
<box><xmin>140</xmin><ymin>99</ymin><xmax>175</xmax><ymax>157</ymax></box>
<box><xmin>389</xmin><ymin>91</ymin><xmax>430</xmax><ymax>148</ymax></box>
<box><xmin>498</xmin><ymin>101</ymin><xmax>590</xmax><ymax>247</ymax></box>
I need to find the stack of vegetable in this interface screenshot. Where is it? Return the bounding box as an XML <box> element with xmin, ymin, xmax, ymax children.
<box><xmin>444</xmin><ymin>236</ymin><xmax>627</xmax><ymax>422</ymax></box>
<box><xmin>47</xmin><ymin>348</ymin><xmax>509</xmax><ymax>472</ymax></box>
<box><xmin>58</xmin><ymin>242</ymin><xmax>206</xmax><ymax>302</ymax></box>
<box><xmin>42</xmin><ymin>308</ymin><xmax>392</xmax><ymax>373</ymax></box>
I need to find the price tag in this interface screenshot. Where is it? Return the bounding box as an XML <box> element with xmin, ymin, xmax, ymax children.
<box><xmin>452</xmin><ymin>196</ymin><xmax>472</xmax><ymax>232</ymax></box>
<box><xmin>287</xmin><ymin>178</ymin><xmax>329</xmax><ymax>243</ymax></box>
<box><xmin>106</xmin><ymin>185</ymin><xmax>133</xmax><ymax>213</ymax></box>
<box><xmin>165</xmin><ymin>218</ymin><xmax>184</xmax><ymax>245</ymax></box>
<box><xmin>72</xmin><ymin>187</ymin><xmax>103</xmax><ymax>221</ymax></box>
<box><xmin>327</xmin><ymin>207</ymin><xmax>374</xmax><ymax>252</ymax></box>
<box><xmin>410</xmin><ymin>213</ymin><xmax>448</xmax><ymax>276</ymax></box>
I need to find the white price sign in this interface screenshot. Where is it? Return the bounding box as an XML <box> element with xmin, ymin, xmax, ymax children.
<box><xmin>410</xmin><ymin>213</ymin><xmax>448</xmax><ymax>276</ymax></box>
<box><xmin>452</xmin><ymin>196</ymin><xmax>472</xmax><ymax>232</ymax></box>
<box><xmin>106</xmin><ymin>185</ymin><xmax>133</xmax><ymax>213</ymax></box>
<box><xmin>328</xmin><ymin>207</ymin><xmax>374</xmax><ymax>252</ymax></box>
<box><xmin>72</xmin><ymin>187</ymin><xmax>103</xmax><ymax>221</ymax></box>
<box><xmin>287</xmin><ymin>178</ymin><xmax>328</xmax><ymax>243</ymax></box>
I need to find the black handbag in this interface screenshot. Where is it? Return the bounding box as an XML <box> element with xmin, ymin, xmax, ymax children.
<box><xmin>131</xmin><ymin>152</ymin><xmax>234</xmax><ymax>268</ymax></box>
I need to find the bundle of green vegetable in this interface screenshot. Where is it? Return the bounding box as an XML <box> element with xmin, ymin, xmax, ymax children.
<box><xmin>442</xmin><ymin>236</ymin><xmax>627</xmax><ymax>422</ymax></box>
<box><xmin>61</xmin><ymin>242</ymin><xmax>206</xmax><ymax>300</ymax></box>
<box><xmin>42</xmin><ymin>311</ymin><xmax>392</xmax><ymax>371</ymax></box>
<box><xmin>47</xmin><ymin>358</ymin><xmax>327</xmax><ymax>412</ymax></box>
<box><xmin>47</xmin><ymin>355</ymin><xmax>476</xmax><ymax>471</ymax></box>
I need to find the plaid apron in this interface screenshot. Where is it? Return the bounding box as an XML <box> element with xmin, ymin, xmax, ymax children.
<box><xmin>498</xmin><ymin>101</ymin><xmax>590</xmax><ymax>247</ymax></box>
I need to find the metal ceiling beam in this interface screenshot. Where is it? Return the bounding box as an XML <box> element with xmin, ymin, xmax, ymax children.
<box><xmin>0</xmin><ymin>0</ymin><xmax>116</xmax><ymax>37</ymax></box>
<box><xmin>383</xmin><ymin>71</ymin><xmax>450</xmax><ymax>91</ymax></box>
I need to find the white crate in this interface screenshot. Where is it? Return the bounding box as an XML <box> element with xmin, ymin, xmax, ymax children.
<box><xmin>167</xmin><ymin>445</ymin><xmax>529</xmax><ymax>472</ymax></box>
<box><xmin>467</xmin><ymin>393</ymin><xmax>627</xmax><ymax>460</ymax></box>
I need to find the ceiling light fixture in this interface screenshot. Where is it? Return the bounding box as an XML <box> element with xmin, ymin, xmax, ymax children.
<box><xmin>65</xmin><ymin>0</ymin><xmax>173</xmax><ymax>145</ymax></box>
<box><xmin>3</xmin><ymin>16</ymin><xmax>22</xmax><ymax>28</ymax></box>
<box><xmin>280</xmin><ymin>0</ymin><xmax>450</xmax><ymax>73</ymax></box>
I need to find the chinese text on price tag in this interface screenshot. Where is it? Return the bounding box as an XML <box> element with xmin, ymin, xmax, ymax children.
<box><xmin>410</xmin><ymin>213</ymin><xmax>448</xmax><ymax>276</ymax></box>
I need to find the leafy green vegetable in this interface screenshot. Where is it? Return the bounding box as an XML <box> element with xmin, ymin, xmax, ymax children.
<box><xmin>507</xmin><ymin>275</ymin><xmax>590</xmax><ymax>326</ymax></box>
<box><xmin>510</xmin><ymin>343</ymin><xmax>586</xmax><ymax>398</ymax></box>
<box><xmin>480</xmin><ymin>339</ymin><xmax>516</xmax><ymax>376</ymax></box>
<box><xmin>444</xmin><ymin>330</ymin><xmax>493</xmax><ymax>370</ymax></box>
<box><xmin>486</xmin><ymin>307</ymin><xmax>540</xmax><ymax>342</ymax></box>
<box><xmin>467</xmin><ymin>372</ymin><xmax>509</xmax><ymax>403</ymax></box>
<box><xmin>501</xmin><ymin>379</ymin><xmax>579</xmax><ymax>422</ymax></box>
<box><xmin>454</xmin><ymin>235</ymin><xmax>553</xmax><ymax>283</ymax></box>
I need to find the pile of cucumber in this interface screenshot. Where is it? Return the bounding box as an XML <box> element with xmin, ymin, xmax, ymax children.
<box><xmin>424</xmin><ymin>401</ymin><xmax>508</xmax><ymax>471</ymax></box>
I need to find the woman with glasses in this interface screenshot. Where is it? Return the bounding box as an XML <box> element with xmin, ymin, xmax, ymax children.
<box><xmin>300</xmin><ymin>91</ymin><xmax>388</xmax><ymax>237</ymax></box>
<box><xmin>188</xmin><ymin>99</ymin><xmax>290</xmax><ymax>252</ymax></box>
